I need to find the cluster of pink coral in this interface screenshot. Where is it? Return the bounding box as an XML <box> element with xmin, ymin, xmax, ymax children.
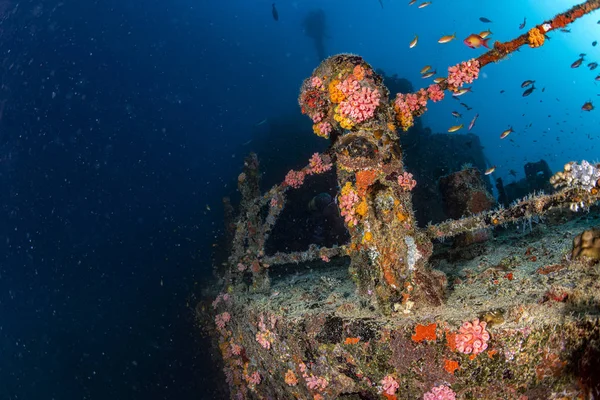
<box><xmin>311</xmin><ymin>76</ymin><xmax>323</xmax><ymax>88</ymax></box>
<box><xmin>306</xmin><ymin>375</ymin><xmax>328</xmax><ymax>391</ymax></box>
<box><xmin>398</xmin><ymin>171</ymin><xmax>417</xmax><ymax>191</ymax></box>
<box><xmin>308</xmin><ymin>153</ymin><xmax>332</xmax><ymax>174</ymax></box>
<box><xmin>215</xmin><ymin>312</ymin><xmax>231</xmax><ymax>329</ymax></box>
<box><xmin>423</xmin><ymin>385</ymin><xmax>456</xmax><ymax>400</ymax></box>
<box><xmin>314</xmin><ymin>121</ymin><xmax>332</xmax><ymax>138</ymax></box>
<box><xmin>455</xmin><ymin>318</ymin><xmax>490</xmax><ymax>355</ymax></box>
<box><xmin>338</xmin><ymin>86</ymin><xmax>381</xmax><ymax>123</ymax></box>
<box><xmin>245</xmin><ymin>371</ymin><xmax>261</xmax><ymax>385</ymax></box>
<box><xmin>336</xmin><ymin>76</ymin><xmax>360</xmax><ymax>95</ymax></box>
<box><xmin>394</xmin><ymin>89</ymin><xmax>429</xmax><ymax>125</ymax></box>
<box><xmin>255</xmin><ymin>331</ymin><xmax>271</xmax><ymax>349</ymax></box>
<box><xmin>312</xmin><ymin>111</ymin><xmax>324</xmax><ymax>123</ymax></box>
<box><xmin>339</xmin><ymin>189</ymin><xmax>359</xmax><ymax>226</ymax></box>
<box><xmin>284</xmin><ymin>170</ymin><xmax>306</xmax><ymax>189</ymax></box>
<box><xmin>427</xmin><ymin>84</ymin><xmax>445</xmax><ymax>102</ymax></box>
<box><xmin>395</xmin><ymin>90</ymin><xmax>428</xmax><ymax>113</ymax></box>
<box><xmin>447</xmin><ymin>59</ymin><xmax>480</xmax><ymax>88</ymax></box>
<box><xmin>380</xmin><ymin>375</ymin><xmax>399</xmax><ymax>395</ymax></box>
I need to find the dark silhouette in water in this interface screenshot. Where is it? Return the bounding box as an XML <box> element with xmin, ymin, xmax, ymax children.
<box><xmin>302</xmin><ymin>9</ymin><xmax>327</xmax><ymax>61</ymax></box>
<box><xmin>272</xmin><ymin>3</ymin><xmax>279</xmax><ymax>21</ymax></box>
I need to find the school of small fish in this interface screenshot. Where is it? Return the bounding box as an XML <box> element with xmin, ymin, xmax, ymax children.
<box><xmin>265</xmin><ymin>1</ymin><xmax>599</xmax><ymax>178</ymax></box>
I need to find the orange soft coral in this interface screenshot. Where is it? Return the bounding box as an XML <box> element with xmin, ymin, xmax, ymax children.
<box><xmin>412</xmin><ymin>323</ymin><xmax>437</xmax><ymax>342</ymax></box>
<box><xmin>528</xmin><ymin>27</ymin><xmax>545</xmax><ymax>48</ymax></box>
<box><xmin>328</xmin><ymin>79</ymin><xmax>345</xmax><ymax>103</ymax></box>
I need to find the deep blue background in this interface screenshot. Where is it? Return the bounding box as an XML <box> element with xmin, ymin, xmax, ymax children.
<box><xmin>0</xmin><ymin>0</ymin><xmax>598</xmax><ymax>399</ymax></box>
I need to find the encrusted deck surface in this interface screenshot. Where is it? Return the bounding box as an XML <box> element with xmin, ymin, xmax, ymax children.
<box><xmin>209</xmin><ymin>210</ymin><xmax>600</xmax><ymax>399</ymax></box>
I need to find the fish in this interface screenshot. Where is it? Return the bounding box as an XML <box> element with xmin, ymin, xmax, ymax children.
<box><xmin>254</xmin><ymin>118</ymin><xmax>268</xmax><ymax>126</ymax></box>
<box><xmin>451</xmin><ymin>111</ymin><xmax>462</xmax><ymax>118</ymax></box>
<box><xmin>522</xmin><ymin>85</ymin><xmax>535</xmax><ymax>97</ymax></box>
<box><xmin>500</xmin><ymin>90</ymin><xmax>505</xmax><ymax>93</ymax></box>
<box><xmin>438</xmin><ymin>33</ymin><xmax>456</xmax><ymax>43</ymax></box>
<box><xmin>464</xmin><ymin>34</ymin><xmax>491</xmax><ymax>49</ymax></box>
<box><xmin>479</xmin><ymin>17</ymin><xmax>492</xmax><ymax>23</ymax></box>
<box><xmin>378</xmin><ymin>0</ymin><xmax>384</xmax><ymax>8</ymax></box>
<box><xmin>509</xmin><ymin>169</ymin><xmax>517</xmax><ymax>178</ymax></box>
<box><xmin>409</xmin><ymin>0</ymin><xmax>417</xmax><ymax>5</ymax></box>
<box><xmin>448</xmin><ymin>124</ymin><xmax>463</xmax><ymax>132</ymax></box>
<box><xmin>485</xmin><ymin>166</ymin><xmax>496</xmax><ymax>175</ymax></box>
<box><xmin>421</xmin><ymin>70</ymin><xmax>436</xmax><ymax>78</ymax></box>
<box><xmin>500</xmin><ymin>127</ymin><xmax>514</xmax><ymax>139</ymax></box>
<box><xmin>479</xmin><ymin>30</ymin><xmax>493</xmax><ymax>39</ymax></box>
<box><xmin>589</xmin><ymin>62</ymin><xmax>598</xmax><ymax>70</ymax></box>
<box><xmin>433</xmin><ymin>77</ymin><xmax>446</xmax><ymax>84</ymax></box>
<box><xmin>272</xmin><ymin>3</ymin><xmax>279</xmax><ymax>21</ymax></box>
<box><xmin>418</xmin><ymin>1</ymin><xmax>431</xmax><ymax>8</ymax></box>
<box><xmin>420</xmin><ymin>65</ymin><xmax>432</xmax><ymax>74</ymax></box>
<box><xmin>521</xmin><ymin>80</ymin><xmax>535</xmax><ymax>88</ymax></box>
<box><xmin>452</xmin><ymin>87</ymin><xmax>473</xmax><ymax>96</ymax></box>
<box><xmin>593</xmin><ymin>41</ymin><xmax>598</xmax><ymax>47</ymax></box>
<box><xmin>519</xmin><ymin>17</ymin><xmax>526</xmax><ymax>30</ymax></box>
<box><xmin>582</xmin><ymin>101</ymin><xmax>594</xmax><ymax>111</ymax></box>
<box><xmin>460</xmin><ymin>102</ymin><xmax>472</xmax><ymax>110</ymax></box>
<box><xmin>409</xmin><ymin>35</ymin><xmax>418</xmax><ymax>48</ymax></box>
<box><xmin>560</xmin><ymin>28</ymin><xmax>571</xmax><ymax>33</ymax></box>
<box><xmin>595</xmin><ymin>75</ymin><xmax>600</xmax><ymax>81</ymax></box>
<box><xmin>468</xmin><ymin>113</ymin><xmax>479</xmax><ymax>130</ymax></box>
<box><xmin>580</xmin><ymin>53</ymin><xmax>587</xmax><ymax>57</ymax></box>
<box><xmin>571</xmin><ymin>57</ymin><xmax>584</xmax><ymax>68</ymax></box>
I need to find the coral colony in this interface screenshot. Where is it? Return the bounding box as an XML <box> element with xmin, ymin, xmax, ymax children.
<box><xmin>203</xmin><ymin>1</ymin><xmax>600</xmax><ymax>399</ymax></box>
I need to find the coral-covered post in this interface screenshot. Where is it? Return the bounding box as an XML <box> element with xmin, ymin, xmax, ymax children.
<box><xmin>299</xmin><ymin>55</ymin><xmax>446</xmax><ymax>313</ymax></box>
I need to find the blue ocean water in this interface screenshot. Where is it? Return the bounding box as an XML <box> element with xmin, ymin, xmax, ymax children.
<box><xmin>0</xmin><ymin>0</ymin><xmax>598</xmax><ymax>399</ymax></box>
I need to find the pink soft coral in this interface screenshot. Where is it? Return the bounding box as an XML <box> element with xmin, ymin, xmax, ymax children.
<box><xmin>455</xmin><ymin>318</ymin><xmax>490</xmax><ymax>355</ymax></box>
<box><xmin>398</xmin><ymin>171</ymin><xmax>417</xmax><ymax>191</ymax></box>
<box><xmin>336</xmin><ymin>76</ymin><xmax>360</xmax><ymax>95</ymax></box>
<box><xmin>339</xmin><ymin>190</ymin><xmax>359</xmax><ymax>226</ymax></box>
<box><xmin>447</xmin><ymin>59</ymin><xmax>480</xmax><ymax>88</ymax></box>
<box><xmin>284</xmin><ymin>170</ymin><xmax>305</xmax><ymax>189</ymax></box>
<box><xmin>308</xmin><ymin>153</ymin><xmax>332</xmax><ymax>175</ymax></box>
<box><xmin>215</xmin><ymin>312</ymin><xmax>231</xmax><ymax>330</ymax></box>
<box><xmin>338</xmin><ymin>86</ymin><xmax>381</xmax><ymax>123</ymax></box>
<box><xmin>314</xmin><ymin>121</ymin><xmax>332</xmax><ymax>138</ymax></box>
<box><xmin>427</xmin><ymin>84</ymin><xmax>445</xmax><ymax>102</ymax></box>
<box><xmin>380</xmin><ymin>375</ymin><xmax>399</xmax><ymax>395</ymax></box>
<box><xmin>423</xmin><ymin>385</ymin><xmax>456</xmax><ymax>400</ymax></box>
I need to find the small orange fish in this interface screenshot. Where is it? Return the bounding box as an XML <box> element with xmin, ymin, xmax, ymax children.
<box><xmin>485</xmin><ymin>166</ymin><xmax>496</xmax><ymax>175</ymax></box>
<box><xmin>448</xmin><ymin>124</ymin><xmax>463</xmax><ymax>132</ymax></box>
<box><xmin>418</xmin><ymin>1</ymin><xmax>431</xmax><ymax>8</ymax></box>
<box><xmin>500</xmin><ymin>126</ymin><xmax>514</xmax><ymax>139</ymax></box>
<box><xmin>433</xmin><ymin>77</ymin><xmax>446</xmax><ymax>84</ymax></box>
<box><xmin>409</xmin><ymin>35</ymin><xmax>418</xmax><ymax>48</ymax></box>
<box><xmin>479</xmin><ymin>30</ymin><xmax>493</xmax><ymax>39</ymax></box>
<box><xmin>464</xmin><ymin>33</ymin><xmax>491</xmax><ymax>49</ymax></box>
<box><xmin>420</xmin><ymin>65</ymin><xmax>432</xmax><ymax>74</ymax></box>
<box><xmin>452</xmin><ymin>87</ymin><xmax>473</xmax><ymax>96</ymax></box>
<box><xmin>582</xmin><ymin>101</ymin><xmax>594</xmax><ymax>111</ymax></box>
<box><xmin>421</xmin><ymin>70</ymin><xmax>436</xmax><ymax>78</ymax></box>
<box><xmin>438</xmin><ymin>33</ymin><xmax>456</xmax><ymax>43</ymax></box>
